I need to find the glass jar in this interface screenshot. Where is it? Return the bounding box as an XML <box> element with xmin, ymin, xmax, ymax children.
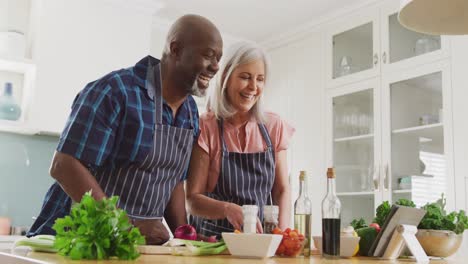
<box><xmin>263</xmin><ymin>205</ymin><xmax>279</xmax><ymax>234</ymax></box>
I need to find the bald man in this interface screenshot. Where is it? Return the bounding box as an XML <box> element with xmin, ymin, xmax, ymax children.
<box><xmin>28</xmin><ymin>14</ymin><xmax>223</xmax><ymax>245</ymax></box>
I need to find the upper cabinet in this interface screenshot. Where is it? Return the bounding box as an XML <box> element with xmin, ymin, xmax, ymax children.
<box><xmin>324</xmin><ymin>0</ymin><xmax>457</xmax><ymax>225</ymax></box>
<box><xmin>0</xmin><ymin>0</ymin><xmax>38</xmax><ymax>133</ymax></box>
<box><xmin>325</xmin><ymin>7</ymin><xmax>380</xmax><ymax>88</ymax></box>
<box><xmin>325</xmin><ymin>0</ymin><xmax>450</xmax><ymax>88</ymax></box>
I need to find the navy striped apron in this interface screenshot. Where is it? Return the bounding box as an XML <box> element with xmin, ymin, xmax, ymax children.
<box><xmin>191</xmin><ymin>119</ymin><xmax>275</xmax><ymax>237</ymax></box>
<box><xmin>96</xmin><ymin>64</ymin><xmax>194</xmax><ymax>218</ymax></box>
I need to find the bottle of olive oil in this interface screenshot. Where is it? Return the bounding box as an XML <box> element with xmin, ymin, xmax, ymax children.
<box><xmin>294</xmin><ymin>170</ymin><xmax>312</xmax><ymax>257</ymax></box>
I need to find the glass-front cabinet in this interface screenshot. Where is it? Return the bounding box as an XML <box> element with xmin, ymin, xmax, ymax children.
<box><xmin>325</xmin><ymin>8</ymin><xmax>380</xmax><ymax>88</ymax></box>
<box><xmin>382</xmin><ymin>61</ymin><xmax>453</xmax><ymax>209</ymax></box>
<box><xmin>327</xmin><ymin>62</ymin><xmax>453</xmax><ymax>227</ymax></box>
<box><xmin>325</xmin><ymin>0</ymin><xmax>454</xmax><ymax>225</ymax></box>
<box><xmin>379</xmin><ymin>0</ymin><xmax>450</xmax><ymax>74</ymax></box>
<box><xmin>326</xmin><ymin>79</ymin><xmax>382</xmax><ymax>226</ymax></box>
<box><xmin>325</xmin><ymin>0</ymin><xmax>449</xmax><ymax>88</ymax></box>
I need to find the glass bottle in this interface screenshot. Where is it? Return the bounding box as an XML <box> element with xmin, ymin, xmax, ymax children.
<box><xmin>263</xmin><ymin>205</ymin><xmax>279</xmax><ymax>234</ymax></box>
<box><xmin>321</xmin><ymin>168</ymin><xmax>341</xmax><ymax>259</ymax></box>
<box><xmin>294</xmin><ymin>170</ymin><xmax>312</xmax><ymax>257</ymax></box>
<box><xmin>0</xmin><ymin>82</ymin><xmax>22</xmax><ymax>121</ymax></box>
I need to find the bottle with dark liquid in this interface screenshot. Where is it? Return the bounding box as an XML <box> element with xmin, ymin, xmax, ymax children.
<box><xmin>321</xmin><ymin>167</ymin><xmax>341</xmax><ymax>259</ymax></box>
<box><xmin>294</xmin><ymin>171</ymin><xmax>312</xmax><ymax>257</ymax></box>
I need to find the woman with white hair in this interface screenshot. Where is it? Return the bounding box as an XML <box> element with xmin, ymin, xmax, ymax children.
<box><xmin>186</xmin><ymin>42</ymin><xmax>295</xmax><ymax>237</ymax></box>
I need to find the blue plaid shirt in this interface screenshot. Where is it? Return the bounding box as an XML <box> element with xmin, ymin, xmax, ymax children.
<box><xmin>58</xmin><ymin>55</ymin><xmax>199</xmax><ymax>167</ymax></box>
<box><xmin>27</xmin><ymin>56</ymin><xmax>199</xmax><ymax>236</ymax></box>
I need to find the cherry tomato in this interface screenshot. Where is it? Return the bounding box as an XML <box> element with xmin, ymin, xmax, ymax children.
<box><xmin>272</xmin><ymin>227</ymin><xmax>282</xmax><ymax>235</ymax></box>
<box><xmin>369</xmin><ymin>223</ymin><xmax>381</xmax><ymax>233</ymax></box>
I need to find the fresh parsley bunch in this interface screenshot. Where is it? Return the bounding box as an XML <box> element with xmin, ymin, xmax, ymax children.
<box><xmin>52</xmin><ymin>192</ymin><xmax>145</xmax><ymax>260</ymax></box>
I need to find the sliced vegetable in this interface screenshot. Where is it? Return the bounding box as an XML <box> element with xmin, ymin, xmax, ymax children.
<box><xmin>168</xmin><ymin>239</ymin><xmax>227</xmax><ymax>256</ymax></box>
<box><xmin>14</xmin><ymin>235</ymin><xmax>57</xmax><ymax>253</ymax></box>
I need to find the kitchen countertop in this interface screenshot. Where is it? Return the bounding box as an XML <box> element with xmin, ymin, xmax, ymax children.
<box><xmin>25</xmin><ymin>252</ymin><xmax>466</xmax><ymax>264</ymax></box>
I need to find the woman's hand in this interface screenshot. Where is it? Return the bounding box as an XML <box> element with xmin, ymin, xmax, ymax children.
<box><xmin>224</xmin><ymin>202</ymin><xmax>243</xmax><ymax>231</ymax></box>
<box><xmin>224</xmin><ymin>202</ymin><xmax>264</xmax><ymax>234</ymax></box>
<box><xmin>256</xmin><ymin>217</ymin><xmax>264</xmax><ymax>233</ymax></box>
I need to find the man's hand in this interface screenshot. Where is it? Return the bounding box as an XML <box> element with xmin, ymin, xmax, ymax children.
<box><xmin>132</xmin><ymin>219</ymin><xmax>170</xmax><ymax>245</ymax></box>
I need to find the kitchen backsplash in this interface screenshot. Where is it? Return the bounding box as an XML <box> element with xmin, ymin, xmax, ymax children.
<box><xmin>0</xmin><ymin>131</ymin><xmax>57</xmax><ymax>228</ymax></box>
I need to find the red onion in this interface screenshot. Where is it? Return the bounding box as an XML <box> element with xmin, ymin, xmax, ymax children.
<box><xmin>206</xmin><ymin>235</ymin><xmax>217</xmax><ymax>243</ymax></box>
<box><xmin>174</xmin><ymin>224</ymin><xmax>197</xmax><ymax>240</ymax></box>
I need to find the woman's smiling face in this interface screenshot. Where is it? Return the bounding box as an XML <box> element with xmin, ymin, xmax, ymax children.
<box><xmin>226</xmin><ymin>59</ymin><xmax>265</xmax><ymax>114</ymax></box>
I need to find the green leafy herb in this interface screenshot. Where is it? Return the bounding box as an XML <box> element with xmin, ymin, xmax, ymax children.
<box><xmin>350</xmin><ymin>218</ymin><xmax>368</xmax><ymax>229</ymax></box>
<box><xmin>395</xmin><ymin>198</ymin><xmax>416</xmax><ymax>208</ymax></box>
<box><xmin>52</xmin><ymin>192</ymin><xmax>145</xmax><ymax>260</ymax></box>
<box><xmin>373</xmin><ymin>201</ymin><xmax>391</xmax><ymax>227</ymax></box>
<box><xmin>418</xmin><ymin>194</ymin><xmax>468</xmax><ymax>234</ymax></box>
<box><xmin>371</xmin><ymin>199</ymin><xmax>415</xmax><ymax>227</ymax></box>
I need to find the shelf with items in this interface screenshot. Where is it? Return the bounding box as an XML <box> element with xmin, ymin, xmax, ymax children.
<box><xmin>325</xmin><ymin>0</ymin><xmax>449</xmax><ymax>88</ymax></box>
<box><xmin>393</xmin><ymin>189</ymin><xmax>411</xmax><ymax>194</ymax></box>
<box><xmin>333</xmin><ymin>88</ymin><xmax>374</xmax><ymax>139</ymax></box>
<box><xmin>0</xmin><ymin>0</ymin><xmax>38</xmax><ymax>134</ymax></box>
<box><xmin>390</xmin><ymin>71</ymin><xmax>443</xmax><ymax>131</ymax></box>
<box><xmin>0</xmin><ymin>58</ymin><xmax>36</xmax><ymax>133</ymax></box>
<box><xmin>337</xmin><ymin>191</ymin><xmax>374</xmax><ymax>196</ymax></box>
<box><xmin>334</xmin><ymin>133</ymin><xmax>373</xmax><ymax>142</ymax></box>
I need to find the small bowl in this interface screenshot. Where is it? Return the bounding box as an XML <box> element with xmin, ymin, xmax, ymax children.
<box><xmin>313</xmin><ymin>235</ymin><xmax>360</xmax><ymax>257</ymax></box>
<box><xmin>416</xmin><ymin>229</ymin><xmax>463</xmax><ymax>257</ymax></box>
<box><xmin>276</xmin><ymin>236</ymin><xmax>306</xmax><ymax>257</ymax></box>
<box><xmin>222</xmin><ymin>233</ymin><xmax>282</xmax><ymax>258</ymax></box>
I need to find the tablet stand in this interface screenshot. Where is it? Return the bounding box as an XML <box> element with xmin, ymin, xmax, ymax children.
<box><xmin>382</xmin><ymin>224</ymin><xmax>429</xmax><ymax>263</ymax></box>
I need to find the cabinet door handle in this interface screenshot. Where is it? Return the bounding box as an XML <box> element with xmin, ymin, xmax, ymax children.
<box><xmin>383</xmin><ymin>164</ymin><xmax>389</xmax><ymax>191</ymax></box>
<box><xmin>382</xmin><ymin>52</ymin><xmax>387</xmax><ymax>64</ymax></box>
<box><xmin>373</xmin><ymin>53</ymin><xmax>379</xmax><ymax>66</ymax></box>
<box><xmin>372</xmin><ymin>166</ymin><xmax>379</xmax><ymax>191</ymax></box>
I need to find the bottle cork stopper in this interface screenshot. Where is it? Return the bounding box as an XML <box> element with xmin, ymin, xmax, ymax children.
<box><xmin>327</xmin><ymin>167</ymin><xmax>335</xmax><ymax>178</ymax></box>
<box><xmin>299</xmin><ymin>170</ymin><xmax>306</xmax><ymax>181</ymax></box>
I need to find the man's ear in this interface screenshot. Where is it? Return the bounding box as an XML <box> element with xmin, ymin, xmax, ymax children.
<box><xmin>169</xmin><ymin>41</ymin><xmax>182</xmax><ymax>58</ymax></box>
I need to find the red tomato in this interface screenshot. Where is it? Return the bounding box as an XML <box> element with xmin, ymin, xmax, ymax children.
<box><xmin>289</xmin><ymin>231</ymin><xmax>298</xmax><ymax>238</ymax></box>
<box><xmin>298</xmin><ymin>234</ymin><xmax>305</xmax><ymax>241</ymax></box>
<box><xmin>276</xmin><ymin>244</ymin><xmax>285</xmax><ymax>255</ymax></box>
<box><xmin>369</xmin><ymin>223</ymin><xmax>381</xmax><ymax>232</ymax></box>
<box><xmin>284</xmin><ymin>228</ymin><xmax>291</xmax><ymax>234</ymax></box>
<box><xmin>272</xmin><ymin>227</ymin><xmax>282</xmax><ymax>235</ymax></box>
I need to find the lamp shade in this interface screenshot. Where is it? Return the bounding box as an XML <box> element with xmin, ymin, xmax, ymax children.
<box><xmin>398</xmin><ymin>0</ymin><xmax>468</xmax><ymax>35</ymax></box>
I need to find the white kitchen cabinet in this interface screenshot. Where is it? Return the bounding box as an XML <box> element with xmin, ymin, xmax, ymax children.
<box><xmin>325</xmin><ymin>0</ymin><xmax>450</xmax><ymax>89</ymax></box>
<box><xmin>327</xmin><ymin>60</ymin><xmax>454</xmax><ymax>226</ymax></box>
<box><xmin>324</xmin><ymin>0</ymin><xmax>456</xmax><ymax>226</ymax></box>
<box><xmin>326</xmin><ymin>78</ymin><xmax>382</xmax><ymax>225</ymax></box>
<box><xmin>325</xmin><ymin>7</ymin><xmax>380</xmax><ymax>88</ymax></box>
<box><xmin>381</xmin><ymin>60</ymin><xmax>454</xmax><ymax>210</ymax></box>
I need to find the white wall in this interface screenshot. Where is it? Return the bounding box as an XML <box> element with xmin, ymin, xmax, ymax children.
<box><xmin>30</xmin><ymin>0</ymin><xmax>153</xmax><ymax>133</ymax></box>
<box><xmin>266</xmin><ymin>31</ymin><xmax>326</xmax><ymax>235</ymax></box>
<box><xmin>450</xmin><ymin>35</ymin><xmax>468</xmax><ymax>211</ymax></box>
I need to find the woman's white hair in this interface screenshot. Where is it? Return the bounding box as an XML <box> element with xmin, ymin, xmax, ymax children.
<box><xmin>207</xmin><ymin>41</ymin><xmax>270</xmax><ymax>123</ymax></box>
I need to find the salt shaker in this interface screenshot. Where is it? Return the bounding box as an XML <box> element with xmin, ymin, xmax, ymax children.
<box><xmin>263</xmin><ymin>205</ymin><xmax>279</xmax><ymax>234</ymax></box>
<box><xmin>242</xmin><ymin>205</ymin><xmax>258</xmax><ymax>233</ymax></box>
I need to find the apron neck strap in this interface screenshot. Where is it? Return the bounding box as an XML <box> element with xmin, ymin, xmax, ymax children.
<box><xmin>217</xmin><ymin>119</ymin><xmax>273</xmax><ymax>152</ymax></box>
<box><xmin>150</xmin><ymin>63</ymin><xmax>194</xmax><ymax>129</ymax></box>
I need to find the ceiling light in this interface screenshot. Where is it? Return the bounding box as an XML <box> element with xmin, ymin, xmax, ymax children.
<box><xmin>398</xmin><ymin>0</ymin><xmax>468</xmax><ymax>35</ymax></box>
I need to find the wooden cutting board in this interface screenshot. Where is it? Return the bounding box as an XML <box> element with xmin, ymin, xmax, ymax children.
<box><xmin>138</xmin><ymin>245</ymin><xmax>175</xmax><ymax>255</ymax></box>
